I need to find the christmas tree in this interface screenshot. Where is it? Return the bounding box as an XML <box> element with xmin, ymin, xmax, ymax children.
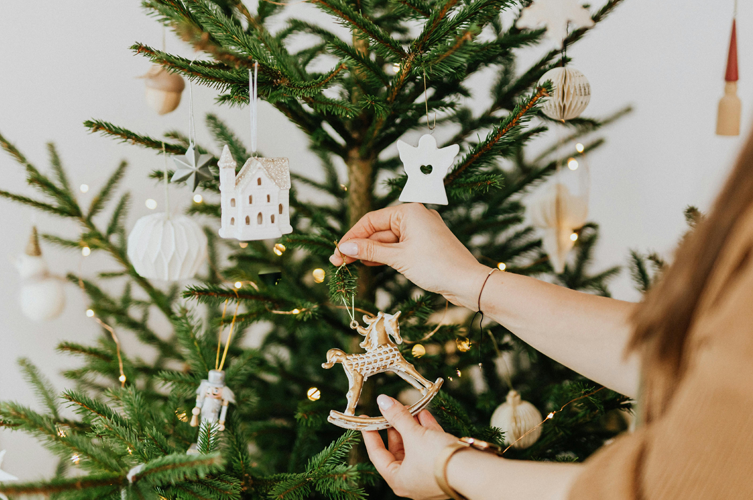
<box><xmin>0</xmin><ymin>1</ymin><xmax>632</xmax><ymax>498</ymax></box>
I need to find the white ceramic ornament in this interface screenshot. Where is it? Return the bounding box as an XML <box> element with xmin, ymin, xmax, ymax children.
<box><xmin>13</xmin><ymin>227</ymin><xmax>65</xmax><ymax>322</ymax></box>
<box><xmin>0</xmin><ymin>449</ymin><xmax>17</xmax><ymax>500</ymax></box>
<box><xmin>127</xmin><ymin>213</ymin><xmax>207</xmax><ymax>281</ymax></box>
<box><xmin>538</xmin><ymin>67</ymin><xmax>591</xmax><ymax>121</ymax></box>
<box><xmin>490</xmin><ymin>390</ymin><xmax>543</xmax><ymax>450</ymax></box>
<box><xmin>528</xmin><ymin>182</ymin><xmax>588</xmax><ymax>273</ymax></box>
<box><xmin>217</xmin><ymin>146</ymin><xmax>293</xmax><ymax>241</ymax></box>
<box><xmin>140</xmin><ymin>64</ymin><xmax>185</xmax><ymax>115</ymax></box>
<box><xmin>397</xmin><ymin>135</ymin><xmax>459</xmax><ymax>205</ymax></box>
<box><xmin>517</xmin><ymin>0</ymin><xmax>594</xmax><ymax>46</ymax></box>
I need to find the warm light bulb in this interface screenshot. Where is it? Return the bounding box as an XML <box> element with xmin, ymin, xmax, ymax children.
<box><xmin>234</xmin><ymin>281</ymin><xmax>243</xmax><ymax>289</ymax></box>
<box><xmin>119</xmin><ymin>375</ymin><xmax>126</xmax><ymax>383</ymax></box>
<box><xmin>86</xmin><ymin>309</ymin><xmax>95</xmax><ymax>318</ymax></box>
<box><xmin>312</xmin><ymin>268</ymin><xmax>325</xmax><ymax>283</ymax></box>
<box><xmin>273</xmin><ymin>243</ymin><xmax>286</xmax><ymax>256</ymax></box>
<box><xmin>567</xmin><ymin>158</ymin><xmax>579</xmax><ymax>171</ymax></box>
<box><xmin>392</xmin><ymin>63</ymin><xmax>401</xmax><ymax>73</ymax></box>
<box><xmin>239</xmin><ymin>242</ymin><xmax>248</xmax><ymax>248</ymax></box>
<box><xmin>81</xmin><ymin>246</ymin><xmax>91</xmax><ymax>256</ymax></box>
<box><xmin>340</xmin><ymin>184</ymin><xmax>348</xmax><ymax>191</ymax></box>
<box><xmin>57</xmin><ymin>427</ymin><xmax>67</xmax><ymax>437</ymax></box>
<box><xmin>497</xmin><ymin>262</ymin><xmax>507</xmax><ymax>271</ymax></box>
<box><xmin>307</xmin><ymin>387</ymin><xmax>321</xmax><ymax>401</ymax></box>
<box><xmin>71</xmin><ymin>454</ymin><xmax>80</xmax><ymax>465</ymax></box>
<box><xmin>570</xmin><ymin>232</ymin><xmax>579</xmax><ymax>242</ymax></box>
<box><xmin>412</xmin><ymin>344</ymin><xmax>426</xmax><ymax>358</ymax></box>
<box><xmin>193</xmin><ymin>194</ymin><xmax>203</xmax><ymax>203</ymax></box>
<box><xmin>127</xmin><ymin>447</ymin><xmax>133</xmax><ymax>455</ymax></box>
<box><xmin>456</xmin><ymin>337</ymin><xmax>472</xmax><ymax>352</ymax></box>
<box><xmin>292</xmin><ymin>309</ymin><xmax>301</xmax><ymax>314</ymax></box>
<box><xmin>145</xmin><ymin>199</ymin><xmax>157</xmax><ymax>210</ymax></box>
<box><xmin>547</xmin><ymin>412</ymin><xmax>555</xmax><ymax>420</ymax></box>
<box><xmin>456</xmin><ymin>369</ymin><xmax>462</xmax><ymax>377</ymax></box>
<box><xmin>79</xmin><ymin>184</ymin><xmax>89</xmax><ymax>193</ymax></box>
<box><xmin>575</xmin><ymin>143</ymin><xmax>585</xmax><ymax>153</ymax></box>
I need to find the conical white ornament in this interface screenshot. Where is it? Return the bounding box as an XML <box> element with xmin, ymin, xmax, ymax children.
<box><xmin>13</xmin><ymin>227</ymin><xmax>65</xmax><ymax>322</ymax></box>
<box><xmin>127</xmin><ymin>213</ymin><xmax>207</xmax><ymax>281</ymax></box>
<box><xmin>528</xmin><ymin>182</ymin><xmax>588</xmax><ymax>273</ymax></box>
<box><xmin>490</xmin><ymin>390</ymin><xmax>543</xmax><ymax>450</ymax></box>
<box><xmin>538</xmin><ymin>67</ymin><xmax>591</xmax><ymax>121</ymax></box>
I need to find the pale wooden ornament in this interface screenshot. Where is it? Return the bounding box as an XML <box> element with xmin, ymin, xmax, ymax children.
<box><xmin>13</xmin><ymin>227</ymin><xmax>65</xmax><ymax>322</ymax></box>
<box><xmin>528</xmin><ymin>182</ymin><xmax>588</xmax><ymax>273</ymax></box>
<box><xmin>397</xmin><ymin>135</ymin><xmax>460</xmax><ymax>205</ymax></box>
<box><xmin>490</xmin><ymin>390</ymin><xmax>543</xmax><ymax>450</ymax></box>
<box><xmin>717</xmin><ymin>19</ymin><xmax>741</xmax><ymax>136</ymax></box>
<box><xmin>538</xmin><ymin>67</ymin><xmax>591</xmax><ymax>121</ymax></box>
<box><xmin>217</xmin><ymin>145</ymin><xmax>293</xmax><ymax>241</ymax></box>
<box><xmin>517</xmin><ymin>0</ymin><xmax>594</xmax><ymax>46</ymax></box>
<box><xmin>127</xmin><ymin>213</ymin><xmax>207</xmax><ymax>281</ymax></box>
<box><xmin>322</xmin><ymin>312</ymin><xmax>443</xmax><ymax>431</ymax></box>
<box><xmin>140</xmin><ymin>64</ymin><xmax>186</xmax><ymax>115</ymax></box>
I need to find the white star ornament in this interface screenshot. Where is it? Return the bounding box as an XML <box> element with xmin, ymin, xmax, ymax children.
<box><xmin>171</xmin><ymin>144</ymin><xmax>214</xmax><ymax>192</ymax></box>
<box><xmin>516</xmin><ymin>0</ymin><xmax>594</xmax><ymax>46</ymax></box>
<box><xmin>397</xmin><ymin>135</ymin><xmax>460</xmax><ymax>205</ymax></box>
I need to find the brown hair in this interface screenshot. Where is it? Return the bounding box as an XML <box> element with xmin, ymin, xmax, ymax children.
<box><xmin>631</xmin><ymin>131</ymin><xmax>753</xmax><ymax>409</ymax></box>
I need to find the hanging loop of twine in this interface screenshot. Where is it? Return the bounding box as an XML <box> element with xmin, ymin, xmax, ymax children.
<box><xmin>423</xmin><ymin>67</ymin><xmax>436</xmax><ymax>131</ymax></box>
<box><xmin>250</xmin><ymin>62</ymin><xmax>258</xmax><ymax>155</ymax></box>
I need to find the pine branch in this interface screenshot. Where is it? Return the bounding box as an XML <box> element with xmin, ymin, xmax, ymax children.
<box><xmin>18</xmin><ymin>358</ymin><xmax>61</xmax><ymax>421</ymax></box>
<box><xmin>88</xmin><ymin>160</ymin><xmax>128</xmax><ymax>219</ymax></box>
<box><xmin>84</xmin><ymin>120</ymin><xmax>185</xmax><ymax>154</ymax></box>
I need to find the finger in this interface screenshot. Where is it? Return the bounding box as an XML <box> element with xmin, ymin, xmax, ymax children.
<box><xmin>387</xmin><ymin>427</ymin><xmax>405</xmax><ymax>461</ymax></box>
<box><xmin>343</xmin><ymin>207</ymin><xmax>404</xmax><ymax>242</ymax></box>
<box><xmin>370</xmin><ymin>230</ymin><xmax>400</xmax><ymax>244</ymax></box>
<box><xmin>417</xmin><ymin>410</ymin><xmax>443</xmax><ymax>432</ymax></box>
<box><xmin>377</xmin><ymin>395</ymin><xmax>422</xmax><ymax>436</ymax></box>
<box><xmin>329</xmin><ymin>231</ymin><xmax>398</xmax><ymax>266</ymax></box>
<box><xmin>335</xmin><ymin>239</ymin><xmax>401</xmax><ymax>267</ymax></box>
<box><xmin>362</xmin><ymin>430</ymin><xmax>400</xmax><ymax>481</ymax></box>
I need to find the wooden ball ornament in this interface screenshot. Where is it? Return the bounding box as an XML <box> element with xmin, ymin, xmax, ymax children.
<box><xmin>490</xmin><ymin>390</ymin><xmax>543</xmax><ymax>450</ymax></box>
<box><xmin>538</xmin><ymin>67</ymin><xmax>591</xmax><ymax>121</ymax></box>
<box><xmin>141</xmin><ymin>64</ymin><xmax>185</xmax><ymax>115</ymax></box>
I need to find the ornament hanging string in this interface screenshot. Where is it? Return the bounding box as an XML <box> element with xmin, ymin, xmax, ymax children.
<box><xmin>215</xmin><ymin>299</ymin><xmax>229</xmax><ymax>370</ymax></box>
<box><xmin>162</xmin><ymin>142</ymin><xmax>170</xmax><ymax>219</ymax></box>
<box><xmin>76</xmin><ymin>259</ymin><xmax>126</xmax><ymax>387</ymax></box>
<box><xmin>333</xmin><ymin>240</ymin><xmax>360</xmax><ymax>329</ymax></box>
<box><xmin>249</xmin><ymin>63</ymin><xmax>258</xmax><ymax>155</ymax></box>
<box><xmin>401</xmin><ymin>301</ymin><xmax>449</xmax><ymax>344</ymax></box>
<box><xmin>217</xmin><ymin>290</ymin><xmax>241</xmax><ymax>372</ymax></box>
<box><xmin>423</xmin><ymin>67</ymin><xmax>436</xmax><ymax>131</ymax></box>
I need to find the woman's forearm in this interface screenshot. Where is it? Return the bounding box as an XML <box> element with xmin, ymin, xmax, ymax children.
<box><xmin>447</xmin><ymin>448</ymin><xmax>582</xmax><ymax>500</ymax></box>
<box><xmin>472</xmin><ymin>267</ymin><xmax>640</xmax><ymax>398</ymax></box>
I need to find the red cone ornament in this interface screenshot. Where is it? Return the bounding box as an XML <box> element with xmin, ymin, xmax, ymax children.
<box><xmin>717</xmin><ymin>19</ymin><xmax>741</xmax><ymax>136</ymax></box>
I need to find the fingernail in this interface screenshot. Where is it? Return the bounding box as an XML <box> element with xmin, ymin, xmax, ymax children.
<box><xmin>329</xmin><ymin>254</ymin><xmax>338</xmax><ymax>265</ymax></box>
<box><xmin>339</xmin><ymin>242</ymin><xmax>358</xmax><ymax>257</ymax></box>
<box><xmin>377</xmin><ymin>394</ymin><xmax>394</xmax><ymax>410</ymax></box>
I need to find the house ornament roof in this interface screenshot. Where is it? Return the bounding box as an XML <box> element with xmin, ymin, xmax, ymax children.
<box><xmin>235</xmin><ymin>157</ymin><xmax>291</xmax><ymax>190</ymax></box>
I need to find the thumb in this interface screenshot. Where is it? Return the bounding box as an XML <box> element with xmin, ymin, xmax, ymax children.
<box><xmin>377</xmin><ymin>395</ymin><xmax>421</xmax><ymax>435</ymax></box>
<box><xmin>338</xmin><ymin>239</ymin><xmax>399</xmax><ymax>267</ymax></box>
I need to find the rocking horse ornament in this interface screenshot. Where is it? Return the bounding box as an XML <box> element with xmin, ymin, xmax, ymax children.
<box><xmin>323</xmin><ymin>311</ymin><xmax>444</xmax><ymax>431</ymax></box>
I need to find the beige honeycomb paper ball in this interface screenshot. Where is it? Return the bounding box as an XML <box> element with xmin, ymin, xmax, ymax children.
<box><xmin>490</xmin><ymin>390</ymin><xmax>543</xmax><ymax>450</ymax></box>
<box><xmin>538</xmin><ymin>67</ymin><xmax>591</xmax><ymax>121</ymax></box>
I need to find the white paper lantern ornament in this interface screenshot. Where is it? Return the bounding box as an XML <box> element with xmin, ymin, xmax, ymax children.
<box><xmin>13</xmin><ymin>227</ymin><xmax>66</xmax><ymax>322</ymax></box>
<box><xmin>127</xmin><ymin>213</ymin><xmax>207</xmax><ymax>281</ymax></box>
<box><xmin>538</xmin><ymin>67</ymin><xmax>591</xmax><ymax>121</ymax></box>
<box><xmin>490</xmin><ymin>389</ymin><xmax>543</xmax><ymax>450</ymax></box>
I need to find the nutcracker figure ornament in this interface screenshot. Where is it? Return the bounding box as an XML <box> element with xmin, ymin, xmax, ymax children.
<box><xmin>189</xmin><ymin>370</ymin><xmax>235</xmax><ymax>439</ymax></box>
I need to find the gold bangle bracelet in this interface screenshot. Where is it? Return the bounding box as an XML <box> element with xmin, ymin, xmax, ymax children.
<box><xmin>434</xmin><ymin>437</ymin><xmax>503</xmax><ymax>500</ymax></box>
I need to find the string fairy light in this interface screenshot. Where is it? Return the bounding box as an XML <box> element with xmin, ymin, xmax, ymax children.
<box><xmin>575</xmin><ymin>143</ymin><xmax>585</xmax><ymax>153</ymax></box>
<box><xmin>312</xmin><ymin>268</ymin><xmax>326</xmax><ymax>283</ymax></box>
<box><xmin>273</xmin><ymin>243</ymin><xmax>286</xmax><ymax>256</ymax></box>
<box><xmin>307</xmin><ymin>387</ymin><xmax>321</xmax><ymax>401</ymax></box>
<box><xmin>497</xmin><ymin>262</ymin><xmax>507</xmax><ymax>271</ymax></box>
<box><xmin>81</xmin><ymin>246</ymin><xmax>91</xmax><ymax>257</ymax></box>
<box><xmin>570</xmin><ymin>232</ymin><xmax>579</xmax><ymax>242</ymax></box>
<box><xmin>79</xmin><ymin>184</ymin><xmax>89</xmax><ymax>193</ymax></box>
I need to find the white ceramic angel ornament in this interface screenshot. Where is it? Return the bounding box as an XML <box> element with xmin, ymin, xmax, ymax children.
<box><xmin>397</xmin><ymin>135</ymin><xmax>460</xmax><ymax>205</ymax></box>
<box><xmin>188</xmin><ymin>369</ymin><xmax>235</xmax><ymax>453</ymax></box>
<box><xmin>517</xmin><ymin>0</ymin><xmax>594</xmax><ymax>46</ymax></box>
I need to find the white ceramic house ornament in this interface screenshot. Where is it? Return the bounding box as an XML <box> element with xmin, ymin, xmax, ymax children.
<box><xmin>397</xmin><ymin>135</ymin><xmax>460</xmax><ymax>205</ymax></box>
<box><xmin>218</xmin><ymin>146</ymin><xmax>293</xmax><ymax>241</ymax></box>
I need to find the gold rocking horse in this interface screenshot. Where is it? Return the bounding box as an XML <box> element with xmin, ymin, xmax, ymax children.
<box><xmin>322</xmin><ymin>311</ymin><xmax>443</xmax><ymax>431</ymax></box>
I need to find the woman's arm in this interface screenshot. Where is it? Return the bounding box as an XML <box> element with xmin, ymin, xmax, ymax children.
<box><xmin>330</xmin><ymin>203</ymin><xmax>639</xmax><ymax>398</ymax></box>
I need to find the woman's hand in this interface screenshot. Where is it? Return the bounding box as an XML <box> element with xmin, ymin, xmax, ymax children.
<box><xmin>329</xmin><ymin>203</ymin><xmax>490</xmax><ymax>310</ymax></box>
<box><xmin>362</xmin><ymin>394</ymin><xmax>459</xmax><ymax>499</ymax></box>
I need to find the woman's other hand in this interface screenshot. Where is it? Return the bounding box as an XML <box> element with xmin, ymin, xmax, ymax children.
<box><xmin>362</xmin><ymin>395</ymin><xmax>458</xmax><ymax>500</ymax></box>
<box><xmin>329</xmin><ymin>203</ymin><xmax>489</xmax><ymax>310</ymax></box>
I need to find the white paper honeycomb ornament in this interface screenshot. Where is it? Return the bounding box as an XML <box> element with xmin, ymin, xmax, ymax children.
<box><xmin>127</xmin><ymin>212</ymin><xmax>207</xmax><ymax>281</ymax></box>
<box><xmin>490</xmin><ymin>390</ymin><xmax>543</xmax><ymax>450</ymax></box>
<box><xmin>538</xmin><ymin>67</ymin><xmax>591</xmax><ymax>121</ymax></box>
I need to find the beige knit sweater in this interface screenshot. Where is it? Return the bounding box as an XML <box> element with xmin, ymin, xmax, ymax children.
<box><xmin>569</xmin><ymin>209</ymin><xmax>753</xmax><ymax>499</ymax></box>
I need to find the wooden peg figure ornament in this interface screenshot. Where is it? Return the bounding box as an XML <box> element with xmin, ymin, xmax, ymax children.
<box><xmin>323</xmin><ymin>311</ymin><xmax>443</xmax><ymax>431</ymax></box>
<box><xmin>187</xmin><ymin>369</ymin><xmax>235</xmax><ymax>453</ymax></box>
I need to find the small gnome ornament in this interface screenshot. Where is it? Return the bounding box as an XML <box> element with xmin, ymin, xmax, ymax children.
<box><xmin>13</xmin><ymin>227</ymin><xmax>65</xmax><ymax>321</ymax></box>
<box><xmin>490</xmin><ymin>390</ymin><xmax>543</xmax><ymax>450</ymax></box>
<box><xmin>717</xmin><ymin>18</ymin><xmax>741</xmax><ymax>136</ymax></box>
<box><xmin>140</xmin><ymin>64</ymin><xmax>185</xmax><ymax>115</ymax></box>
<box><xmin>188</xmin><ymin>370</ymin><xmax>234</xmax><ymax>454</ymax></box>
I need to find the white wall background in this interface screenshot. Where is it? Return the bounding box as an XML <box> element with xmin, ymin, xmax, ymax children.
<box><xmin>0</xmin><ymin>0</ymin><xmax>750</xmax><ymax>480</ymax></box>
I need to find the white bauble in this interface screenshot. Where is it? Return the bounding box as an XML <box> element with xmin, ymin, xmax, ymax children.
<box><xmin>528</xmin><ymin>183</ymin><xmax>588</xmax><ymax>273</ymax></box>
<box><xmin>127</xmin><ymin>213</ymin><xmax>207</xmax><ymax>281</ymax></box>
<box><xmin>13</xmin><ymin>228</ymin><xmax>65</xmax><ymax>322</ymax></box>
<box><xmin>490</xmin><ymin>390</ymin><xmax>543</xmax><ymax>450</ymax></box>
<box><xmin>538</xmin><ymin>67</ymin><xmax>591</xmax><ymax>121</ymax></box>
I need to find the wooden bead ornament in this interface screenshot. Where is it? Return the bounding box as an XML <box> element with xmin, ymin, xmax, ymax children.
<box><xmin>490</xmin><ymin>389</ymin><xmax>543</xmax><ymax>450</ymax></box>
<box><xmin>538</xmin><ymin>67</ymin><xmax>591</xmax><ymax>121</ymax></box>
<box><xmin>140</xmin><ymin>64</ymin><xmax>185</xmax><ymax>115</ymax></box>
<box><xmin>717</xmin><ymin>17</ymin><xmax>741</xmax><ymax>136</ymax></box>
<box><xmin>322</xmin><ymin>311</ymin><xmax>443</xmax><ymax>431</ymax></box>
<box><xmin>14</xmin><ymin>226</ymin><xmax>66</xmax><ymax>321</ymax></box>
